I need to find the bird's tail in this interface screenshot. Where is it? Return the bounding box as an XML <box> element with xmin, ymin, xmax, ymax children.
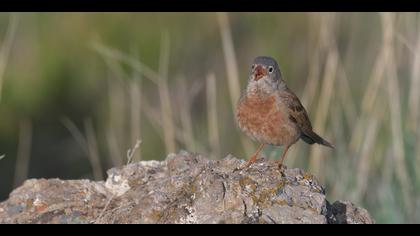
<box><xmin>301</xmin><ymin>130</ymin><xmax>335</xmax><ymax>149</ymax></box>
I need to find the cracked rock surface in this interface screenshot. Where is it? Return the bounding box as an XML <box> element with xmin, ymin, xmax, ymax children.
<box><xmin>0</xmin><ymin>151</ymin><xmax>374</xmax><ymax>224</ymax></box>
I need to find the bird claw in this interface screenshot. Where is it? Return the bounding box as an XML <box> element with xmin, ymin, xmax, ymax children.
<box><xmin>234</xmin><ymin>158</ymin><xmax>258</xmax><ymax>172</ymax></box>
<box><xmin>278</xmin><ymin>163</ymin><xmax>287</xmax><ymax>171</ymax></box>
<box><xmin>233</xmin><ymin>166</ymin><xmax>242</xmax><ymax>173</ymax></box>
<box><xmin>234</xmin><ymin>163</ymin><xmax>251</xmax><ymax>172</ymax></box>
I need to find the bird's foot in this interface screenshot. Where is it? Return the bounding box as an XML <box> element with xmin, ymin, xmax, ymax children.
<box><xmin>234</xmin><ymin>157</ymin><xmax>258</xmax><ymax>172</ymax></box>
<box><xmin>275</xmin><ymin>161</ymin><xmax>287</xmax><ymax>171</ymax></box>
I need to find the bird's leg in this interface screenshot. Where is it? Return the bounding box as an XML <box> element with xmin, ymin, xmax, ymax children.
<box><xmin>241</xmin><ymin>144</ymin><xmax>266</xmax><ymax>168</ymax></box>
<box><xmin>276</xmin><ymin>145</ymin><xmax>290</xmax><ymax>169</ymax></box>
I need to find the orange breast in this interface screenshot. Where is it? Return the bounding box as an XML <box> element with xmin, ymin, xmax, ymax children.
<box><xmin>236</xmin><ymin>93</ymin><xmax>300</xmax><ymax>146</ymax></box>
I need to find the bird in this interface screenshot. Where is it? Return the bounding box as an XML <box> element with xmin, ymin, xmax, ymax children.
<box><xmin>236</xmin><ymin>56</ymin><xmax>334</xmax><ymax>169</ymax></box>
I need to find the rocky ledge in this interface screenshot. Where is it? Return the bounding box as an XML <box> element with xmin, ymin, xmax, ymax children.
<box><xmin>0</xmin><ymin>151</ymin><xmax>374</xmax><ymax>224</ymax></box>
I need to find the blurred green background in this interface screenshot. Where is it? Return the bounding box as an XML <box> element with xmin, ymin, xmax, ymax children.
<box><xmin>0</xmin><ymin>12</ymin><xmax>419</xmax><ymax>223</ymax></box>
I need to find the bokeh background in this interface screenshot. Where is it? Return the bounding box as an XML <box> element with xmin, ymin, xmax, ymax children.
<box><xmin>0</xmin><ymin>12</ymin><xmax>419</xmax><ymax>223</ymax></box>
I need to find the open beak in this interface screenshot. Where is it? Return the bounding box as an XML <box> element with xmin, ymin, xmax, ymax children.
<box><xmin>253</xmin><ymin>65</ymin><xmax>266</xmax><ymax>81</ymax></box>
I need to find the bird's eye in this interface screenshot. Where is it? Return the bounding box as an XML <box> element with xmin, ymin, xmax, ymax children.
<box><xmin>268</xmin><ymin>66</ymin><xmax>274</xmax><ymax>74</ymax></box>
<box><xmin>251</xmin><ymin>64</ymin><xmax>255</xmax><ymax>70</ymax></box>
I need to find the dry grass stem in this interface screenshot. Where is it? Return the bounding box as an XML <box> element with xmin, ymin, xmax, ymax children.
<box><xmin>106</xmin><ymin>66</ymin><xmax>127</xmax><ymax>166</ymax></box>
<box><xmin>127</xmin><ymin>140</ymin><xmax>142</xmax><ymax>165</ymax></box>
<box><xmin>61</xmin><ymin>117</ymin><xmax>103</xmax><ymax>180</ymax></box>
<box><xmin>206</xmin><ymin>73</ymin><xmax>221</xmax><ymax>158</ymax></box>
<box><xmin>0</xmin><ymin>13</ymin><xmax>19</xmax><ymax>103</ymax></box>
<box><xmin>92</xmin><ymin>41</ymin><xmax>159</xmax><ymax>84</ymax></box>
<box><xmin>84</xmin><ymin>118</ymin><xmax>104</xmax><ymax>181</ymax></box>
<box><xmin>408</xmin><ymin>29</ymin><xmax>420</xmax><ymax>131</ymax></box>
<box><xmin>177</xmin><ymin>79</ymin><xmax>197</xmax><ymax>151</ymax></box>
<box><xmin>217</xmin><ymin>12</ymin><xmax>254</xmax><ymax>157</ymax></box>
<box><xmin>13</xmin><ymin>118</ymin><xmax>32</xmax><ymax>188</ymax></box>
<box><xmin>309</xmin><ymin>48</ymin><xmax>338</xmax><ymax>177</ymax></box>
<box><xmin>381</xmin><ymin>12</ymin><xmax>411</xmax><ymax>210</ymax></box>
<box><xmin>106</xmin><ymin>130</ymin><xmax>123</xmax><ymax>167</ymax></box>
<box><xmin>353</xmin><ymin>115</ymin><xmax>379</xmax><ymax>201</ymax></box>
<box><xmin>158</xmin><ymin>33</ymin><xmax>176</xmax><ymax>154</ymax></box>
<box><xmin>129</xmin><ymin>77</ymin><xmax>142</xmax><ymax>162</ymax></box>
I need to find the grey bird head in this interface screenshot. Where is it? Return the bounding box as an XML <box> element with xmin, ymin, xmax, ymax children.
<box><xmin>248</xmin><ymin>56</ymin><xmax>286</xmax><ymax>92</ymax></box>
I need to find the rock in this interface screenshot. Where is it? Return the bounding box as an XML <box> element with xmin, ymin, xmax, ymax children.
<box><xmin>326</xmin><ymin>200</ymin><xmax>375</xmax><ymax>224</ymax></box>
<box><xmin>0</xmin><ymin>151</ymin><xmax>374</xmax><ymax>224</ymax></box>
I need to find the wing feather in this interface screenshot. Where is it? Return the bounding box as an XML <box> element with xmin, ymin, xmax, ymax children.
<box><xmin>279</xmin><ymin>89</ymin><xmax>312</xmax><ymax>133</ymax></box>
<box><xmin>280</xmin><ymin>88</ymin><xmax>334</xmax><ymax>148</ymax></box>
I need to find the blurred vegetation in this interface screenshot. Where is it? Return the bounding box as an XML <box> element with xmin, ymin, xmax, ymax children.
<box><xmin>0</xmin><ymin>12</ymin><xmax>419</xmax><ymax>223</ymax></box>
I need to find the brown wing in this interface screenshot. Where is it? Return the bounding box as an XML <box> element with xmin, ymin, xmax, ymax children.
<box><xmin>280</xmin><ymin>88</ymin><xmax>335</xmax><ymax>148</ymax></box>
<box><xmin>279</xmin><ymin>88</ymin><xmax>312</xmax><ymax>132</ymax></box>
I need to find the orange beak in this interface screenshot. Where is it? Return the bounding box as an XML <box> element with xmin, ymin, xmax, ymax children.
<box><xmin>253</xmin><ymin>65</ymin><xmax>266</xmax><ymax>81</ymax></box>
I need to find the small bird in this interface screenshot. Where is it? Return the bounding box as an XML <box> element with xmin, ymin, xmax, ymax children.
<box><xmin>236</xmin><ymin>56</ymin><xmax>334</xmax><ymax>168</ymax></box>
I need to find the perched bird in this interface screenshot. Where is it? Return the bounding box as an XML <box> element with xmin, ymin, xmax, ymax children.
<box><xmin>236</xmin><ymin>56</ymin><xmax>334</xmax><ymax>168</ymax></box>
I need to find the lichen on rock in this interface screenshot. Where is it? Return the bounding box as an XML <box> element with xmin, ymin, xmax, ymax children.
<box><xmin>0</xmin><ymin>151</ymin><xmax>374</xmax><ymax>224</ymax></box>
